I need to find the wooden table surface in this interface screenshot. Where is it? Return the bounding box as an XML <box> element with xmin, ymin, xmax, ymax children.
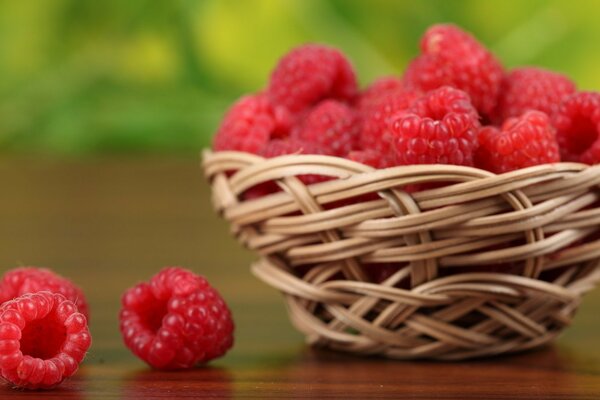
<box><xmin>0</xmin><ymin>156</ymin><xmax>598</xmax><ymax>399</ymax></box>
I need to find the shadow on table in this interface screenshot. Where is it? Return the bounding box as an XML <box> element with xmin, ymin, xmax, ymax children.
<box><xmin>264</xmin><ymin>345</ymin><xmax>594</xmax><ymax>399</ymax></box>
<box><xmin>0</xmin><ymin>382</ymin><xmax>86</xmax><ymax>399</ymax></box>
<box><xmin>120</xmin><ymin>366</ymin><xmax>233</xmax><ymax>399</ymax></box>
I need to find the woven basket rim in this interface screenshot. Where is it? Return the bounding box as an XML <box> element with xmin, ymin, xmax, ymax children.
<box><xmin>202</xmin><ymin>148</ymin><xmax>594</xmax><ymax>175</ymax></box>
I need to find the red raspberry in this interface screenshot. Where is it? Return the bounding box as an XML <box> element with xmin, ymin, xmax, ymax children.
<box><xmin>389</xmin><ymin>86</ymin><xmax>480</xmax><ymax>166</ymax></box>
<box><xmin>292</xmin><ymin>100</ymin><xmax>359</xmax><ymax>156</ymax></box>
<box><xmin>366</xmin><ymin>264</ymin><xmax>410</xmax><ymax>288</ymax></box>
<box><xmin>494</xmin><ymin>67</ymin><xmax>576</xmax><ymax>123</ymax></box>
<box><xmin>553</xmin><ymin>92</ymin><xmax>600</xmax><ymax>164</ymax></box>
<box><xmin>475</xmin><ymin>111</ymin><xmax>560</xmax><ymax>173</ymax></box>
<box><xmin>260</xmin><ymin>138</ymin><xmax>329</xmax><ymax>185</ymax></box>
<box><xmin>119</xmin><ymin>267</ymin><xmax>234</xmax><ymax>370</ymax></box>
<box><xmin>212</xmin><ymin>94</ymin><xmax>292</xmax><ymax>154</ymax></box>
<box><xmin>0</xmin><ymin>291</ymin><xmax>91</xmax><ymax>389</ymax></box>
<box><xmin>267</xmin><ymin>44</ymin><xmax>358</xmax><ymax>115</ymax></box>
<box><xmin>403</xmin><ymin>24</ymin><xmax>504</xmax><ymax>117</ymax></box>
<box><xmin>0</xmin><ymin>267</ymin><xmax>89</xmax><ymax>321</ymax></box>
<box><xmin>243</xmin><ymin>138</ymin><xmax>328</xmax><ymax>200</ymax></box>
<box><xmin>359</xmin><ymin>87</ymin><xmax>422</xmax><ymax>154</ymax></box>
<box><xmin>356</xmin><ymin>76</ymin><xmax>406</xmax><ymax>111</ymax></box>
<box><xmin>346</xmin><ymin>150</ymin><xmax>395</xmax><ymax>169</ymax></box>
<box><xmin>260</xmin><ymin>138</ymin><xmax>323</xmax><ymax>158</ymax></box>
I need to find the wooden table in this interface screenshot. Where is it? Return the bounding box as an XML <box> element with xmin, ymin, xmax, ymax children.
<box><xmin>0</xmin><ymin>157</ymin><xmax>598</xmax><ymax>399</ymax></box>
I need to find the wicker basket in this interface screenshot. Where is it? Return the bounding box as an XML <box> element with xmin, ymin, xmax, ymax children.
<box><xmin>203</xmin><ymin>149</ymin><xmax>600</xmax><ymax>360</ymax></box>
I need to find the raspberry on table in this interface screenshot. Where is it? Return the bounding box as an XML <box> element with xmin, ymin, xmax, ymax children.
<box><xmin>553</xmin><ymin>91</ymin><xmax>600</xmax><ymax>164</ymax></box>
<box><xmin>267</xmin><ymin>44</ymin><xmax>358</xmax><ymax>115</ymax></box>
<box><xmin>475</xmin><ymin>111</ymin><xmax>560</xmax><ymax>173</ymax></box>
<box><xmin>493</xmin><ymin>67</ymin><xmax>576</xmax><ymax>123</ymax></box>
<box><xmin>292</xmin><ymin>100</ymin><xmax>360</xmax><ymax>157</ymax></box>
<box><xmin>389</xmin><ymin>86</ymin><xmax>480</xmax><ymax>166</ymax></box>
<box><xmin>0</xmin><ymin>291</ymin><xmax>91</xmax><ymax>389</ymax></box>
<box><xmin>358</xmin><ymin>85</ymin><xmax>422</xmax><ymax>154</ymax></box>
<box><xmin>212</xmin><ymin>93</ymin><xmax>292</xmax><ymax>154</ymax></box>
<box><xmin>119</xmin><ymin>267</ymin><xmax>234</xmax><ymax>370</ymax></box>
<box><xmin>403</xmin><ymin>24</ymin><xmax>504</xmax><ymax>117</ymax></box>
<box><xmin>0</xmin><ymin>267</ymin><xmax>89</xmax><ymax>321</ymax></box>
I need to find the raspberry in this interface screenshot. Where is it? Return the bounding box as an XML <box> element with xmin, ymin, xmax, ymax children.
<box><xmin>0</xmin><ymin>291</ymin><xmax>91</xmax><ymax>389</ymax></box>
<box><xmin>260</xmin><ymin>138</ymin><xmax>329</xmax><ymax>185</ymax></box>
<box><xmin>267</xmin><ymin>44</ymin><xmax>358</xmax><ymax>114</ymax></box>
<box><xmin>243</xmin><ymin>138</ymin><xmax>329</xmax><ymax>200</ymax></box>
<box><xmin>346</xmin><ymin>150</ymin><xmax>395</xmax><ymax>169</ymax></box>
<box><xmin>292</xmin><ymin>100</ymin><xmax>359</xmax><ymax>156</ymax></box>
<box><xmin>359</xmin><ymin>86</ymin><xmax>422</xmax><ymax>154</ymax></box>
<box><xmin>389</xmin><ymin>86</ymin><xmax>480</xmax><ymax>166</ymax></box>
<box><xmin>403</xmin><ymin>24</ymin><xmax>504</xmax><ymax>117</ymax></box>
<box><xmin>260</xmin><ymin>138</ymin><xmax>323</xmax><ymax>158</ymax></box>
<box><xmin>553</xmin><ymin>92</ymin><xmax>600</xmax><ymax>164</ymax></box>
<box><xmin>356</xmin><ymin>76</ymin><xmax>406</xmax><ymax>111</ymax></box>
<box><xmin>494</xmin><ymin>67</ymin><xmax>576</xmax><ymax>123</ymax></box>
<box><xmin>366</xmin><ymin>264</ymin><xmax>409</xmax><ymax>288</ymax></box>
<box><xmin>119</xmin><ymin>267</ymin><xmax>234</xmax><ymax>370</ymax></box>
<box><xmin>212</xmin><ymin>94</ymin><xmax>292</xmax><ymax>154</ymax></box>
<box><xmin>475</xmin><ymin>111</ymin><xmax>560</xmax><ymax>173</ymax></box>
<box><xmin>0</xmin><ymin>267</ymin><xmax>89</xmax><ymax>321</ymax></box>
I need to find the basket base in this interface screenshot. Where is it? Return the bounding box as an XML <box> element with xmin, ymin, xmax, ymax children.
<box><xmin>252</xmin><ymin>257</ymin><xmax>600</xmax><ymax>361</ymax></box>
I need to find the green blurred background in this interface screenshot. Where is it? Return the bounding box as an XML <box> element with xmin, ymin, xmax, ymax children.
<box><xmin>2</xmin><ymin>0</ymin><xmax>600</xmax><ymax>156</ymax></box>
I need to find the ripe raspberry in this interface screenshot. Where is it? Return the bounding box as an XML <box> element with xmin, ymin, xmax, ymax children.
<box><xmin>267</xmin><ymin>44</ymin><xmax>358</xmax><ymax>115</ymax></box>
<box><xmin>494</xmin><ymin>67</ymin><xmax>576</xmax><ymax>122</ymax></box>
<box><xmin>0</xmin><ymin>291</ymin><xmax>91</xmax><ymax>389</ymax></box>
<box><xmin>212</xmin><ymin>94</ymin><xmax>292</xmax><ymax>154</ymax></box>
<box><xmin>243</xmin><ymin>138</ymin><xmax>328</xmax><ymax>200</ymax></box>
<box><xmin>359</xmin><ymin>87</ymin><xmax>422</xmax><ymax>154</ymax></box>
<box><xmin>389</xmin><ymin>86</ymin><xmax>480</xmax><ymax>166</ymax></box>
<box><xmin>403</xmin><ymin>24</ymin><xmax>504</xmax><ymax>117</ymax></box>
<box><xmin>475</xmin><ymin>111</ymin><xmax>560</xmax><ymax>173</ymax></box>
<box><xmin>119</xmin><ymin>267</ymin><xmax>234</xmax><ymax>370</ymax></box>
<box><xmin>346</xmin><ymin>150</ymin><xmax>396</xmax><ymax>169</ymax></box>
<box><xmin>365</xmin><ymin>264</ymin><xmax>410</xmax><ymax>288</ymax></box>
<box><xmin>260</xmin><ymin>138</ymin><xmax>323</xmax><ymax>158</ymax></box>
<box><xmin>0</xmin><ymin>267</ymin><xmax>89</xmax><ymax>321</ymax></box>
<box><xmin>356</xmin><ymin>76</ymin><xmax>406</xmax><ymax>111</ymax></box>
<box><xmin>292</xmin><ymin>100</ymin><xmax>359</xmax><ymax>156</ymax></box>
<box><xmin>260</xmin><ymin>138</ymin><xmax>329</xmax><ymax>186</ymax></box>
<box><xmin>553</xmin><ymin>92</ymin><xmax>600</xmax><ymax>164</ymax></box>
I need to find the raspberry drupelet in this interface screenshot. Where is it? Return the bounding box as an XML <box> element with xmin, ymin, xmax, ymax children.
<box><xmin>0</xmin><ymin>291</ymin><xmax>91</xmax><ymax>389</ymax></box>
<box><xmin>403</xmin><ymin>24</ymin><xmax>504</xmax><ymax>118</ymax></box>
<box><xmin>119</xmin><ymin>267</ymin><xmax>234</xmax><ymax>370</ymax></box>
<box><xmin>267</xmin><ymin>44</ymin><xmax>358</xmax><ymax>115</ymax></box>
<box><xmin>0</xmin><ymin>267</ymin><xmax>89</xmax><ymax>321</ymax></box>
<box><xmin>553</xmin><ymin>91</ymin><xmax>600</xmax><ymax>164</ymax></box>
<box><xmin>389</xmin><ymin>86</ymin><xmax>480</xmax><ymax>166</ymax></box>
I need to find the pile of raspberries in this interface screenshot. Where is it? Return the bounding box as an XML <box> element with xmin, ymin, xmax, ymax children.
<box><xmin>213</xmin><ymin>24</ymin><xmax>600</xmax><ymax>180</ymax></box>
<box><xmin>0</xmin><ymin>266</ymin><xmax>234</xmax><ymax>390</ymax></box>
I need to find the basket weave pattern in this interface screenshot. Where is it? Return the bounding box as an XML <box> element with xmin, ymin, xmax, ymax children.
<box><xmin>203</xmin><ymin>150</ymin><xmax>600</xmax><ymax>360</ymax></box>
